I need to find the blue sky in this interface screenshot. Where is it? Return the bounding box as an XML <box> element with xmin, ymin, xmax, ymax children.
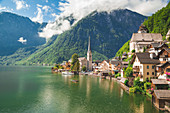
<box><xmin>0</xmin><ymin>0</ymin><xmax>63</xmax><ymax>22</ymax></box>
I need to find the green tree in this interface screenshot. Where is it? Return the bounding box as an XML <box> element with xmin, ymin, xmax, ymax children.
<box><xmin>124</xmin><ymin>66</ymin><xmax>133</xmax><ymax>77</ymax></box>
<box><xmin>71</xmin><ymin>53</ymin><xmax>80</xmax><ymax>72</ymax></box>
<box><xmin>133</xmin><ymin>77</ymin><xmax>142</xmax><ymax>87</ymax></box>
<box><xmin>82</xmin><ymin>66</ymin><xmax>86</xmax><ymax>72</ymax></box>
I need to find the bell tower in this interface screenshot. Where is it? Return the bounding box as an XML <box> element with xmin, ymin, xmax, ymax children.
<box><xmin>87</xmin><ymin>36</ymin><xmax>92</xmax><ymax>71</ymax></box>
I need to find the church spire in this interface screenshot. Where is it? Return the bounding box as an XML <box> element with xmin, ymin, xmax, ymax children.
<box><xmin>88</xmin><ymin>36</ymin><xmax>91</xmax><ymax>52</ymax></box>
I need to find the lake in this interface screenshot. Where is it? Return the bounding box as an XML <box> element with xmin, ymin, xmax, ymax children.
<box><xmin>0</xmin><ymin>66</ymin><xmax>163</xmax><ymax>113</ymax></box>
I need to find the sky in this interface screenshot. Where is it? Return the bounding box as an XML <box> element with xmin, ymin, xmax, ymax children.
<box><xmin>0</xmin><ymin>0</ymin><xmax>169</xmax><ymax>39</ymax></box>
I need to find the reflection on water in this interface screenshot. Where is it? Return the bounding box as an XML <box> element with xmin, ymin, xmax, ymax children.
<box><xmin>0</xmin><ymin>66</ymin><xmax>163</xmax><ymax>113</ymax></box>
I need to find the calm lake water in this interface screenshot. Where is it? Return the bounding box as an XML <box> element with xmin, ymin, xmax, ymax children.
<box><xmin>0</xmin><ymin>66</ymin><xmax>163</xmax><ymax>113</ymax></box>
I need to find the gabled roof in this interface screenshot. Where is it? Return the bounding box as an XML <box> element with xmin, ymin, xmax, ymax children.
<box><xmin>105</xmin><ymin>60</ymin><xmax>110</xmax><ymax>64</ymax></box>
<box><xmin>110</xmin><ymin>60</ymin><xmax>121</xmax><ymax>65</ymax></box>
<box><xmin>130</xmin><ymin>33</ymin><xmax>163</xmax><ymax>42</ymax></box>
<box><xmin>154</xmin><ymin>90</ymin><xmax>170</xmax><ymax>100</ymax></box>
<box><xmin>94</xmin><ymin>60</ymin><xmax>102</xmax><ymax>63</ymax></box>
<box><xmin>158</xmin><ymin>48</ymin><xmax>170</xmax><ymax>57</ymax></box>
<box><xmin>135</xmin><ymin>53</ymin><xmax>160</xmax><ymax>64</ymax></box>
<box><xmin>156</xmin><ymin>61</ymin><xmax>170</xmax><ymax>67</ymax></box>
<box><xmin>151</xmin><ymin>79</ymin><xmax>169</xmax><ymax>85</ymax></box>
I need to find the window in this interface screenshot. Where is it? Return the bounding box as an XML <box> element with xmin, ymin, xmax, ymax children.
<box><xmin>147</xmin><ymin>72</ymin><xmax>149</xmax><ymax>75</ymax></box>
<box><xmin>152</xmin><ymin>72</ymin><xmax>154</xmax><ymax>75</ymax></box>
<box><xmin>152</xmin><ymin>66</ymin><xmax>154</xmax><ymax>69</ymax></box>
<box><xmin>147</xmin><ymin>65</ymin><xmax>149</xmax><ymax>69</ymax></box>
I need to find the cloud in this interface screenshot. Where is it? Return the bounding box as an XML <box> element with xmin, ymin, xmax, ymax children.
<box><xmin>13</xmin><ymin>0</ymin><xmax>29</xmax><ymax>10</ymax></box>
<box><xmin>31</xmin><ymin>7</ymin><xmax>43</xmax><ymax>24</ymax></box>
<box><xmin>0</xmin><ymin>5</ymin><xmax>6</xmax><ymax>10</ymax></box>
<box><xmin>46</xmin><ymin>0</ymin><xmax>48</xmax><ymax>3</ymax></box>
<box><xmin>39</xmin><ymin>0</ymin><xmax>169</xmax><ymax>39</ymax></box>
<box><xmin>18</xmin><ymin>37</ymin><xmax>27</xmax><ymax>44</ymax></box>
<box><xmin>42</xmin><ymin>5</ymin><xmax>51</xmax><ymax>13</ymax></box>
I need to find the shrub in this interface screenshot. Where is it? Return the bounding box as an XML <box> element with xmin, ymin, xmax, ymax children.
<box><xmin>115</xmin><ymin>73</ymin><xmax>121</xmax><ymax>78</ymax></box>
<box><xmin>144</xmin><ymin>82</ymin><xmax>151</xmax><ymax>90</ymax></box>
<box><xmin>124</xmin><ymin>80</ymin><xmax>129</xmax><ymax>86</ymax></box>
<box><xmin>129</xmin><ymin>87</ymin><xmax>136</xmax><ymax>93</ymax></box>
<box><xmin>131</xmin><ymin>49</ymin><xmax>135</xmax><ymax>53</ymax></box>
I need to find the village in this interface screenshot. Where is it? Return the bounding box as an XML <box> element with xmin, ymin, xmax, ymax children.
<box><xmin>51</xmin><ymin>24</ymin><xmax>170</xmax><ymax>112</ymax></box>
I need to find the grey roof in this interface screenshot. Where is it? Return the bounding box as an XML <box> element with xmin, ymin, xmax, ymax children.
<box><xmin>136</xmin><ymin>53</ymin><xmax>160</xmax><ymax>64</ymax></box>
<box><xmin>131</xmin><ymin>33</ymin><xmax>163</xmax><ymax>42</ymax></box>
<box><xmin>110</xmin><ymin>60</ymin><xmax>121</xmax><ymax>65</ymax></box>
<box><xmin>94</xmin><ymin>60</ymin><xmax>102</xmax><ymax>63</ymax></box>
<box><xmin>156</xmin><ymin>61</ymin><xmax>170</xmax><ymax>67</ymax></box>
<box><xmin>154</xmin><ymin>90</ymin><xmax>170</xmax><ymax>99</ymax></box>
<box><xmin>151</xmin><ymin>79</ymin><xmax>168</xmax><ymax>85</ymax></box>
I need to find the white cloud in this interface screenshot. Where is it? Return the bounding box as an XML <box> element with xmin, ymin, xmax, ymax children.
<box><xmin>42</xmin><ymin>5</ymin><xmax>51</xmax><ymax>13</ymax></box>
<box><xmin>46</xmin><ymin>0</ymin><xmax>48</xmax><ymax>3</ymax></box>
<box><xmin>0</xmin><ymin>5</ymin><xmax>6</xmax><ymax>10</ymax></box>
<box><xmin>39</xmin><ymin>0</ymin><xmax>169</xmax><ymax>39</ymax></box>
<box><xmin>13</xmin><ymin>0</ymin><xmax>30</xmax><ymax>10</ymax></box>
<box><xmin>18</xmin><ymin>37</ymin><xmax>27</xmax><ymax>44</ymax></box>
<box><xmin>31</xmin><ymin>7</ymin><xmax>43</xmax><ymax>24</ymax></box>
<box><xmin>37</xmin><ymin>4</ymin><xmax>42</xmax><ymax>8</ymax></box>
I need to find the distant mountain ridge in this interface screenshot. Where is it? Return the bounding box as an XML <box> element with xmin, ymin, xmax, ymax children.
<box><xmin>0</xmin><ymin>9</ymin><xmax>147</xmax><ymax>65</ymax></box>
<box><xmin>0</xmin><ymin>12</ymin><xmax>46</xmax><ymax>56</ymax></box>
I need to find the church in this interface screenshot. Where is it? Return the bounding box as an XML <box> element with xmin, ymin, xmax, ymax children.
<box><xmin>78</xmin><ymin>37</ymin><xmax>92</xmax><ymax>71</ymax></box>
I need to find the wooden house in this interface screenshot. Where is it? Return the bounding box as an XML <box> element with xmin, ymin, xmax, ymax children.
<box><xmin>156</xmin><ymin>61</ymin><xmax>170</xmax><ymax>76</ymax></box>
<box><xmin>157</xmin><ymin>48</ymin><xmax>170</xmax><ymax>63</ymax></box>
<box><xmin>152</xmin><ymin>90</ymin><xmax>170</xmax><ymax>109</ymax></box>
<box><xmin>151</xmin><ymin>79</ymin><xmax>169</xmax><ymax>90</ymax></box>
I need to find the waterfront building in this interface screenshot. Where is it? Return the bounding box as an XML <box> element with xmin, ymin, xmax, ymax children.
<box><xmin>131</xmin><ymin>52</ymin><xmax>160</xmax><ymax>81</ymax></box>
<box><xmin>152</xmin><ymin>90</ymin><xmax>170</xmax><ymax>110</ymax></box>
<box><xmin>151</xmin><ymin>79</ymin><xmax>169</xmax><ymax>90</ymax></box>
<box><xmin>100</xmin><ymin>60</ymin><xmax>110</xmax><ymax>72</ymax></box>
<box><xmin>109</xmin><ymin>59</ymin><xmax>121</xmax><ymax>75</ymax></box>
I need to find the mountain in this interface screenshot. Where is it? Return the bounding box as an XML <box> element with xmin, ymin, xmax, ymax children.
<box><xmin>115</xmin><ymin>2</ymin><xmax>170</xmax><ymax>58</ymax></box>
<box><xmin>0</xmin><ymin>12</ymin><xmax>46</xmax><ymax>56</ymax></box>
<box><xmin>0</xmin><ymin>9</ymin><xmax>147</xmax><ymax>65</ymax></box>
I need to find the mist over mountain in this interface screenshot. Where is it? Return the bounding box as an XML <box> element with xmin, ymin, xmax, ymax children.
<box><xmin>0</xmin><ymin>12</ymin><xmax>46</xmax><ymax>56</ymax></box>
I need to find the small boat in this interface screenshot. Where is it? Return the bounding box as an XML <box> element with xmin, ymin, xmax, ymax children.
<box><xmin>71</xmin><ymin>80</ymin><xmax>79</xmax><ymax>83</ymax></box>
<box><xmin>62</xmin><ymin>71</ymin><xmax>74</xmax><ymax>75</ymax></box>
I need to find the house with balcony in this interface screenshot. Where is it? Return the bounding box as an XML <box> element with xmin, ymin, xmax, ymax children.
<box><xmin>157</xmin><ymin>48</ymin><xmax>170</xmax><ymax>63</ymax></box>
<box><xmin>131</xmin><ymin>52</ymin><xmax>160</xmax><ymax>81</ymax></box>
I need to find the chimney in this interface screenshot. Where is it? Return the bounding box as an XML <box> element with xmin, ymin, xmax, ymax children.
<box><xmin>150</xmin><ymin>53</ymin><xmax>154</xmax><ymax>59</ymax></box>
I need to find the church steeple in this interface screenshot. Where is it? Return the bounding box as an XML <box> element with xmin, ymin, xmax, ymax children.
<box><xmin>88</xmin><ymin>36</ymin><xmax>91</xmax><ymax>52</ymax></box>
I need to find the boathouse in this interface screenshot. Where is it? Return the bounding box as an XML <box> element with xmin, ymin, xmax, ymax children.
<box><xmin>151</xmin><ymin>79</ymin><xmax>169</xmax><ymax>90</ymax></box>
<box><xmin>152</xmin><ymin>90</ymin><xmax>170</xmax><ymax>110</ymax></box>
